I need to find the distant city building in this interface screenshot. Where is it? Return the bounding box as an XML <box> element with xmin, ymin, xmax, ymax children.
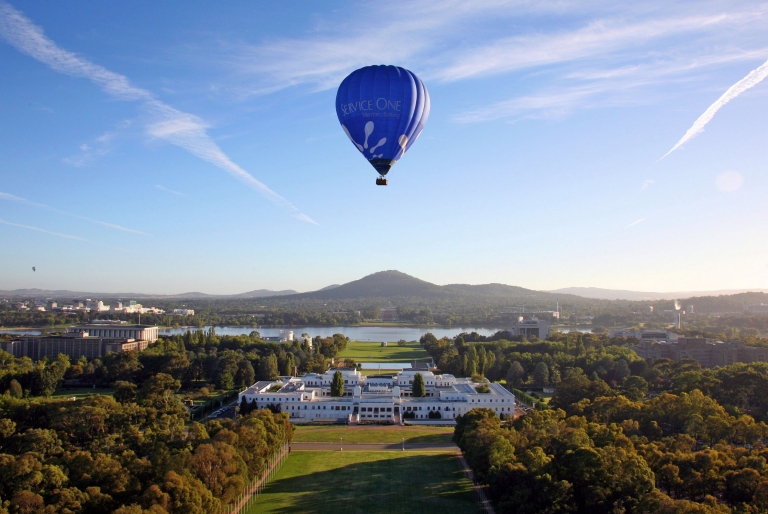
<box><xmin>86</xmin><ymin>299</ymin><xmax>110</xmax><ymax>312</ymax></box>
<box><xmin>262</xmin><ymin>330</ymin><xmax>294</xmax><ymax>343</ymax></box>
<box><xmin>238</xmin><ymin>368</ymin><xmax>515</xmax><ymax>424</ymax></box>
<box><xmin>0</xmin><ymin>323</ymin><xmax>157</xmax><ymax>361</ymax></box>
<box><xmin>747</xmin><ymin>304</ymin><xmax>768</xmax><ymax>314</ymax></box>
<box><xmin>171</xmin><ymin>309</ymin><xmax>195</xmax><ymax>315</ymax></box>
<box><xmin>632</xmin><ymin>338</ymin><xmax>768</xmax><ymax>368</ymax></box>
<box><xmin>511</xmin><ymin>317</ymin><xmax>550</xmax><ymax>340</ymax></box>
<box><xmin>687</xmin><ymin>305</ymin><xmax>695</xmax><ymax>314</ymax></box>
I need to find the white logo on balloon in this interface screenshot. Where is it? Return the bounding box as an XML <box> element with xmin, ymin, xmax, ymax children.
<box><xmin>342</xmin><ymin>121</ymin><xmax>404</xmax><ymax>160</ymax></box>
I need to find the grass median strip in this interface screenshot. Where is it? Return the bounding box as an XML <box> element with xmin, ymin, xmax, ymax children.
<box><xmin>292</xmin><ymin>426</ymin><xmax>454</xmax><ymax>444</ymax></box>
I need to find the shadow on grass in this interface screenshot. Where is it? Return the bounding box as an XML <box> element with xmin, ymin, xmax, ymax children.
<box><xmin>407</xmin><ymin>433</ymin><xmax>454</xmax><ymax>444</ymax></box>
<box><xmin>250</xmin><ymin>453</ymin><xmax>476</xmax><ymax>514</ymax></box>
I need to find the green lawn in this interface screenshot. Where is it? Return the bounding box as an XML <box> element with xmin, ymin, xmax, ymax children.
<box><xmin>292</xmin><ymin>426</ymin><xmax>454</xmax><ymax>444</ymax></box>
<box><xmin>338</xmin><ymin>340</ymin><xmax>429</xmax><ymax>363</ymax></box>
<box><xmin>52</xmin><ymin>387</ymin><xmax>114</xmax><ymax>399</ymax></box>
<box><xmin>245</xmin><ymin>451</ymin><xmax>477</xmax><ymax>514</ymax></box>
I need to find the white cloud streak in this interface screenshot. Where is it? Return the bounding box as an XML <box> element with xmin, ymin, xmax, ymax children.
<box><xmin>0</xmin><ymin>1</ymin><xmax>316</xmax><ymax>225</ymax></box>
<box><xmin>0</xmin><ymin>191</ymin><xmax>150</xmax><ymax>235</ymax></box>
<box><xmin>626</xmin><ymin>218</ymin><xmax>646</xmax><ymax>228</ymax></box>
<box><xmin>0</xmin><ymin>217</ymin><xmax>86</xmax><ymax>240</ymax></box>
<box><xmin>659</xmin><ymin>58</ymin><xmax>768</xmax><ymax>160</ymax></box>
<box><xmin>155</xmin><ymin>185</ymin><xmax>184</xmax><ymax>196</ymax></box>
<box><xmin>437</xmin><ymin>14</ymin><xmax>743</xmax><ymax>82</ymax></box>
<box><xmin>641</xmin><ymin>179</ymin><xmax>655</xmax><ymax>190</ymax></box>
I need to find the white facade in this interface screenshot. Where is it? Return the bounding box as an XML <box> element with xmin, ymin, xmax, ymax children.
<box><xmin>238</xmin><ymin>368</ymin><xmax>516</xmax><ymax>424</ymax></box>
<box><xmin>512</xmin><ymin>318</ymin><xmax>550</xmax><ymax>340</ymax></box>
<box><xmin>67</xmin><ymin>323</ymin><xmax>159</xmax><ymax>343</ymax></box>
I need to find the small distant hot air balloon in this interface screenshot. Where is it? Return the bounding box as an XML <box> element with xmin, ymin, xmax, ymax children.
<box><xmin>336</xmin><ymin>65</ymin><xmax>430</xmax><ymax>186</ymax></box>
<box><xmin>32</xmin><ymin>266</ymin><xmax>36</xmax><ymax>272</ymax></box>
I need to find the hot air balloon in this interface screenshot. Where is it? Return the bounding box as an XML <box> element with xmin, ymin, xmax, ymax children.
<box><xmin>336</xmin><ymin>65</ymin><xmax>430</xmax><ymax>186</ymax></box>
<box><xmin>32</xmin><ymin>266</ymin><xmax>36</xmax><ymax>272</ymax></box>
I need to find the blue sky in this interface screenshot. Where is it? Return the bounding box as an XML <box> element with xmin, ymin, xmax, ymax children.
<box><xmin>1</xmin><ymin>1</ymin><xmax>767</xmax><ymax>294</ymax></box>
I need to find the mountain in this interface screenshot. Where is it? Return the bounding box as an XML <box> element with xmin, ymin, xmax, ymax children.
<box><xmin>295</xmin><ymin>271</ymin><xmax>446</xmax><ymax>300</ymax></box>
<box><xmin>316</xmin><ymin>284</ymin><xmax>341</xmax><ymax>291</ymax></box>
<box><xmin>280</xmin><ymin>271</ymin><xmax>573</xmax><ymax>306</ymax></box>
<box><xmin>444</xmin><ymin>283</ymin><xmax>536</xmax><ymax>297</ymax></box>
<box><xmin>231</xmin><ymin>289</ymin><xmax>299</xmax><ymax>298</ymax></box>
<box><xmin>0</xmin><ymin>288</ymin><xmax>297</xmax><ymax>299</ymax></box>
<box><xmin>550</xmin><ymin>287</ymin><xmax>768</xmax><ymax>301</ymax></box>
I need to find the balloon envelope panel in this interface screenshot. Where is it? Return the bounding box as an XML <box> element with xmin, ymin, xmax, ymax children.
<box><xmin>336</xmin><ymin>65</ymin><xmax>429</xmax><ymax>176</ymax></box>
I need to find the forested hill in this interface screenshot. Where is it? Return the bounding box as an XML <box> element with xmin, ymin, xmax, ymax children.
<box><xmin>290</xmin><ymin>271</ymin><xmax>570</xmax><ymax>303</ymax></box>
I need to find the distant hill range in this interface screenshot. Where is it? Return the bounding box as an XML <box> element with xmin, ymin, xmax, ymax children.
<box><xmin>3</xmin><ymin>272</ymin><xmax>767</xmax><ymax>312</ymax></box>
<box><xmin>0</xmin><ymin>288</ymin><xmax>298</xmax><ymax>299</ymax></box>
<box><xmin>550</xmin><ymin>287</ymin><xmax>768</xmax><ymax>301</ymax></box>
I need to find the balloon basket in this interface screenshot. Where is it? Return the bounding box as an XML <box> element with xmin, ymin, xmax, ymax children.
<box><xmin>376</xmin><ymin>176</ymin><xmax>388</xmax><ymax>186</ymax></box>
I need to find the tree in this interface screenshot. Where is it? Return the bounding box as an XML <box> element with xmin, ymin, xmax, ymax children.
<box><xmin>613</xmin><ymin>358</ymin><xmax>630</xmax><ymax>383</ymax></box>
<box><xmin>257</xmin><ymin>354</ymin><xmax>279</xmax><ymax>381</ymax></box>
<box><xmin>217</xmin><ymin>370</ymin><xmax>235</xmax><ymax>390</ymax></box>
<box><xmin>507</xmin><ymin>361</ymin><xmax>525</xmax><ymax>388</ymax></box>
<box><xmin>331</xmin><ymin>370</ymin><xmax>344</xmax><ymax>397</ymax></box>
<box><xmin>235</xmin><ymin>360</ymin><xmax>255</xmax><ymax>387</ymax></box>
<box><xmin>114</xmin><ymin>381</ymin><xmax>137</xmax><ymax>404</ymax></box>
<box><xmin>412</xmin><ymin>373</ymin><xmax>426</xmax><ymax>398</ymax></box>
<box><xmin>533</xmin><ymin>362</ymin><xmax>549</xmax><ymax>388</ymax></box>
<box><xmin>8</xmin><ymin>378</ymin><xmax>22</xmax><ymax>398</ymax></box>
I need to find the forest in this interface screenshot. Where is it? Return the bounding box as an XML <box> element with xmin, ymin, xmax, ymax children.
<box><xmin>0</xmin><ymin>329</ymin><xmax>356</xmax><ymax>513</ymax></box>
<box><xmin>446</xmin><ymin>331</ymin><xmax>768</xmax><ymax>513</ymax></box>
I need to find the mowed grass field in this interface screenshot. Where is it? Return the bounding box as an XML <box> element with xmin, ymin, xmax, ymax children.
<box><xmin>245</xmin><ymin>451</ymin><xmax>477</xmax><ymax>514</ymax></box>
<box><xmin>337</xmin><ymin>340</ymin><xmax>429</xmax><ymax>363</ymax></box>
<box><xmin>293</xmin><ymin>425</ymin><xmax>454</xmax><ymax>444</ymax></box>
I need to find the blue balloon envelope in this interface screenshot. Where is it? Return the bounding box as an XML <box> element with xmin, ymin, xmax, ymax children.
<box><xmin>336</xmin><ymin>65</ymin><xmax>430</xmax><ymax>180</ymax></box>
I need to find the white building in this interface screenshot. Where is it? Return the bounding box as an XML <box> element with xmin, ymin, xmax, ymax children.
<box><xmin>171</xmin><ymin>309</ymin><xmax>195</xmax><ymax>315</ymax></box>
<box><xmin>238</xmin><ymin>368</ymin><xmax>516</xmax><ymax>424</ymax></box>
<box><xmin>262</xmin><ymin>330</ymin><xmax>294</xmax><ymax>343</ymax></box>
<box><xmin>67</xmin><ymin>322</ymin><xmax>159</xmax><ymax>343</ymax></box>
<box><xmin>511</xmin><ymin>317</ymin><xmax>550</xmax><ymax>340</ymax></box>
<box><xmin>86</xmin><ymin>300</ymin><xmax>110</xmax><ymax>312</ymax></box>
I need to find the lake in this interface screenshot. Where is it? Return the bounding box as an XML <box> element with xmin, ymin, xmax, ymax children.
<box><xmin>0</xmin><ymin>325</ymin><xmax>592</xmax><ymax>339</ymax></box>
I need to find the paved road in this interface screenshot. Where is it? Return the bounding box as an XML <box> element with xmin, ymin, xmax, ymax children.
<box><xmin>290</xmin><ymin>441</ymin><xmax>458</xmax><ymax>452</ymax></box>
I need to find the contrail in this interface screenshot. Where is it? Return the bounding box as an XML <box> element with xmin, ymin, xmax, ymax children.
<box><xmin>659</xmin><ymin>58</ymin><xmax>768</xmax><ymax>161</ymax></box>
<box><xmin>0</xmin><ymin>191</ymin><xmax>150</xmax><ymax>235</ymax></box>
<box><xmin>626</xmin><ymin>218</ymin><xmax>646</xmax><ymax>228</ymax></box>
<box><xmin>0</xmin><ymin>1</ymin><xmax>317</xmax><ymax>225</ymax></box>
<box><xmin>155</xmin><ymin>185</ymin><xmax>184</xmax><ymax>196</ymax></box>
<box><xmin>0</xmin><ymin>218</ymin><xmax>86</xmax><ymax>240</ymax></box>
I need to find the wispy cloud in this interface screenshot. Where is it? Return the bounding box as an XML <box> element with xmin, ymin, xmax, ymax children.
<box><xmin>208</xmin><ymin>0</ymin><xmax>768</xmax><ymax>129</ymax></box>
<box><xmin>0</xmin><ymin>191</ymin><xmax>150</xmax><ymax>235</ymax></box>
<box><xmin>626</xmin><ymin>218</ymin><xmax>646</xmax><ymax>228</ymax></box>
<box><xmin>641</xmin><ymin>179</ymin><xmax>655</xmax><ymax>190</ymax></box>
<box><xmin>454</xmin><ymin>47</ymin><xmax>768</xmax><ymax>122</ymax></box>
<box><xmin>155</xmin><ymin>184</ymin><xmax>184</xmax><ymax>196</ymax></box>
<box><xmin>435</xmin><ymin>13</ymin><xmax>749</xmax><ymax>82</ymax></box>
<box><xmin>0</xmin><ymin>1</ymin><xmax>316</xmax><ymax>225</ymax></box>
<box><xmin>659</xmin><ymin>58</ymin><xmax>768</xmax><ymax>160</ymax></box>
<box><xmin>0</xmin><ymin>217</ymin><xmax>86</xmax><ymax>240</ymax></box>
<box><xmin>63</xmin><ymin>123</ymin><xmax>128</xmax><ymax>167</ymax></box>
